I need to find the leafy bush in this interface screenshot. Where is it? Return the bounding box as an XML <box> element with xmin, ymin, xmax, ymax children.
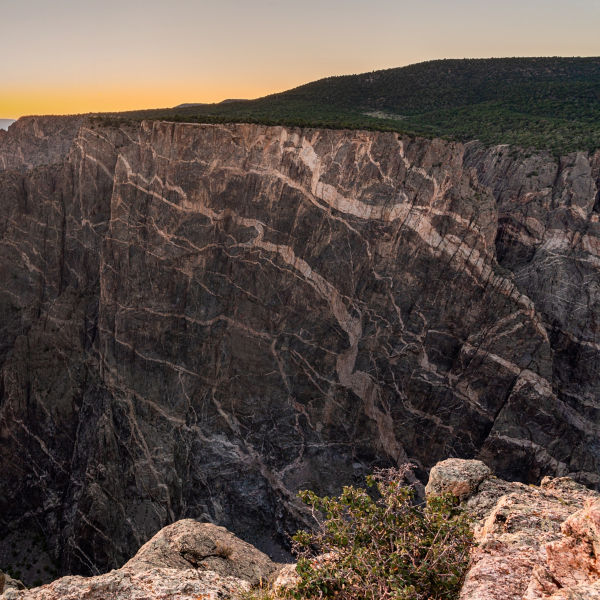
<box><xmin>274</xmin><ymin>468</ymin><xmax>473</xmax><ymax>600</ymax></box>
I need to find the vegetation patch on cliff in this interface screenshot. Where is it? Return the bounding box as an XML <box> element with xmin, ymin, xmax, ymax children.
<box><xmin>254</xmin><ymin>468</ymin><xmax>473</xmax><ymax>600</ymax></box>
<box><xmin>110</xmin><ymin>57</ymin><xmax>600</xmax><ymax>154</ymax></box>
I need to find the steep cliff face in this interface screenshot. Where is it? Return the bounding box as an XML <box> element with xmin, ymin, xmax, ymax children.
<box><xmin>0</xmin><ymin>116</ymin><xmax>84</xmax><ymax>171</ymax></box>
<box><xmin>0</xmin><ymin>118</ymin><xmax>598</xmax><ymax>581</ymax></box>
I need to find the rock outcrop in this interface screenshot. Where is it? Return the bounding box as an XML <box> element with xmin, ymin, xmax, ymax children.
<box><xmin>0</xmin><ymin>117</ymin><xmax>599</xmax><ymax>581</ymax></box>
<box><xmin>0</xmin><ymin>573</ymin><xmax>25</xmax><ymax>595</ymax></box>
<box><xmin>258</xmin><ymin>460</ymin><xmax>600</xmax><ymax>600</ymax></box>
<box><xmin>0</xmin><ymin>520</ymin><xmax>281</xmax><ymax>600</ymax></box>
<box><xmin>428</xmin><ymin>459</ymin><xmax>600</xmax><ymax>600</ymax></box>
<box><xmin>124</xmin><ymin>520</ymin><xmax>280</xmax><ymax>584</ymax></box>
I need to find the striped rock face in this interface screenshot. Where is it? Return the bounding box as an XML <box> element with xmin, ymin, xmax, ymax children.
<box><xmin>0</xmin><ymin>119</ymin><xmax>598</xmax><ymax>582</ymax></box>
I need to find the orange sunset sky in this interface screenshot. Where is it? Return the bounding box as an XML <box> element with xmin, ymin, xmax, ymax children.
<box><xmin>2</xmin><ymin>0</ymin><xmax>599</xmax><ymax>119</ymax></box>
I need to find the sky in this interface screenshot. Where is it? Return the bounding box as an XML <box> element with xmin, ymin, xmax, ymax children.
<box><xmin>1</xmin><ymin>0</ymin><xmax>599</xmax><ymax>118</ymax></box>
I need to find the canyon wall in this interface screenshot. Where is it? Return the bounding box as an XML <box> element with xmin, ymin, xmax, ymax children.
<box><xmin>0</xmin><ymin>117</ymin><xmax>598</xmax><ymax>581</ymax></box>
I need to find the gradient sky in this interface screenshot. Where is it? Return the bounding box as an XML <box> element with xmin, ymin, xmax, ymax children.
<box><xmin>2</xmin><ymin>0</ymin><xmax>599</xmax><ymax>118</ymax></box>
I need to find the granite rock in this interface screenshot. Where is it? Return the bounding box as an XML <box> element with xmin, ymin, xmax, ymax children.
<box><xmin>124</xmin><ymin>519</ymin><xmax>280</xmax><ymax>585</ymax></box>
<box><xmin>439</xmin><ymin>461</ymin><xmax>600</xmax><ymax>600</ymax></box>
<box><xmin>425</xmin><ymin>458</ymin><xmax>491</xmax><ymax>500</ymax></box>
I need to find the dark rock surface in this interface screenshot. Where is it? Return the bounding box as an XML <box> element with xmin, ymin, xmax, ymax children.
<box><xmin>0</xmin><ymin>118</ymin><xmax>598</xmax><ymax>582</ymax></box>
<box><xmin>0</xmin><ymin>115</ymin><xmax>84</xmax><ymax>171</ymax></box>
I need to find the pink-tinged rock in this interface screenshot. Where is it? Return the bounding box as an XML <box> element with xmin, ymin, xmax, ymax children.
<box><xmin>1</xmin><ymin>568</ymin><xmax>249</xmax><ymax>600</ymax></box>
<box><xmin>523</xmin><ymin>499</ymin><xmax>600</xmax><ymax>599</ymax></box>
<box><xmin>561</xmin><ymin>498</ymin><xmax>600</xmax><ymax>559</ymax></box>
<box><xmin>460</xmin><ymin>546</ymin><xmax>539</xmax><ymax>600</ymax></box>
<box><xmin>424</xmin><ymin>460</ymin><xmax>600</xmax><ymax>600</ymax></box>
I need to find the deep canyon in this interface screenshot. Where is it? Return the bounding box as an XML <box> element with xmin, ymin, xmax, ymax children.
<box><xmin>0</xmin><ymin>116</ymin><xmax>599</xmax><ymax>582</ymax></box>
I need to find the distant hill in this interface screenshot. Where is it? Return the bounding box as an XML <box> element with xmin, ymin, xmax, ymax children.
<box><xmin>219</xmin><ymin>99</ymin><xmax>249</xmax><ymax>104</ymax></box>
<box><xmin>0</xmin><ymin>119</ymin><xmax>16</xmax><ymax>131</ymax></box>
<box><xmin>110</xmin><ymin>57</ymin><xmax>600</xmax><ymax>153</ymax></box>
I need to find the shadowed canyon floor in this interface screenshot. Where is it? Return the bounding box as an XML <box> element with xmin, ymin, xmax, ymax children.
<box><xmin>0</xmin><ymin>116</ymin><xmax>599</xmax><ymax>582</ymax></box>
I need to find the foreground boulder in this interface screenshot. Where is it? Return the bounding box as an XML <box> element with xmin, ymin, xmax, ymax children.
<box><xmin>428</xmin><ymin>459</ymin><xmax>600</xmax><ymax>600</ymax></box>
<box><xmin>125</xmin><ymin>519</ymin><xmax>279</xmax><ymax>585</ymax></box>
<box><xmin>425</xmin><ymin>458</ymin><xmax>491</xmax><ymax>500</ymax></box>
<box><xmin>0</xmin><ymin>521</ymin><xmax>282</xmax><ymax>600</ymax></box>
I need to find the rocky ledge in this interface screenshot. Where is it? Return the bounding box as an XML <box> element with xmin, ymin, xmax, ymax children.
<box><xmin>430</xmin><ymin>459</ymin><xmax>600</xmax><ymax>600</ymax></box>
<box><xmin>3</xmin><ymin>459</ymin><xmax>599</xmax><ymax>600</ymax></box>
<box><xmin>0</xmin><ymin>520</ymin><xmax>281</xmax><ymax>600</ymax></box>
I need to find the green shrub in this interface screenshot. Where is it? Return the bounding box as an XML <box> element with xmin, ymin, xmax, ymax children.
<box><xmin>276</xmin><ymin>468</ymin><xmax>473</xmax><ymax>600</ymax></box>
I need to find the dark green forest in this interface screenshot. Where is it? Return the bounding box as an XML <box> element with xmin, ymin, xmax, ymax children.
<box><xmin>105</xmin><ymin>57</ymin><xmax>600</xmax><ymax>154</ymax></box>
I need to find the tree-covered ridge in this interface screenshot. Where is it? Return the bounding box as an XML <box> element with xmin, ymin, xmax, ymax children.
<box><xmin>109</xmin><ymin>57</ymin><xmax>600</xmax><ymax>154</ymax></box>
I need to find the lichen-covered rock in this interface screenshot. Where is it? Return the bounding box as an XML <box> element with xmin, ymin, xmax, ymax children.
<box><xmin>522</xmin><ymin>498</ymin><xmax>600</xmax><ymax>599</ymax></box>
<box><xmin>562</xmin><ymin>497</ymin><xmax>600</xmax><ymax>557</ymax></box>
<box><xmin>0</xmin><ymin>520</ymin><xmax>282</xmax><ymax>600</ymax></box>
<box><xmin>125</xmin><ymin>520</ymin><xmax>280</xmax><ymax>585</ymax></box>
<box><xmin>1</xmin><ymin>568</ymin><xmax>249</xmax><ymax>600</ymax></box>
<box><xmin>425</xmin><ymin>458</ymin><xmax>491</xmax><ymax>500</ymax></box>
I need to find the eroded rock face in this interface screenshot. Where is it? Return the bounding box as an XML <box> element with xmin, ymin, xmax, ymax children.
<box><xmin>0</xmin><ymin>116</ymin><xmax>84</xmax><ymax>171</ymax></box>
<box><xmin>0</xmin><ymin>118</ymin><xmax>599</xmax><ymax>580</ymax></box>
